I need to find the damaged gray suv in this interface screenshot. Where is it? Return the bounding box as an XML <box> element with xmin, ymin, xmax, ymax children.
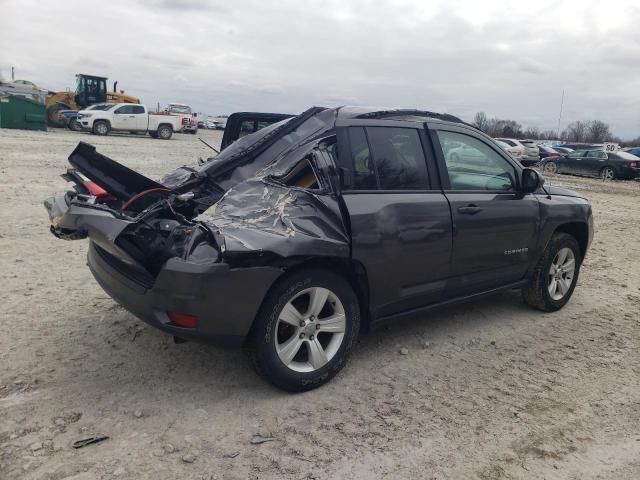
<box><xmin>45</xmin><ymin>107</ymin><xmax>593</xmax><ymax>391</ymax></box>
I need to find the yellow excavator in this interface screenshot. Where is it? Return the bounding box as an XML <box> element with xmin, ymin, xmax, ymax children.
<box><xmin>46</xmin><ymin>74</ymin><xmax>140</xmax><ymax>127</ymax></box>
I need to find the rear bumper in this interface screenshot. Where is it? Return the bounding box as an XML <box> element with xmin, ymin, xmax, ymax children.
<box><xmin>87</xmin><ymin>241</ymin><xmax>282</xmax><ymax>347</ymax></box>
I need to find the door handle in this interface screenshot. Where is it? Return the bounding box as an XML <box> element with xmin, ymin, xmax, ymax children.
<box><xmin>129</xmin><ymin>115</ymin><xmax>135</xmax><ymax>118</ymax></box>
<box><xmin>458</xmin><ymin>205</ymin><xmax>482</xmax><ymax>215</ymax></box>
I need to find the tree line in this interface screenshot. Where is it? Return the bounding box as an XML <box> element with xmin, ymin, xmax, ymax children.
<box><xmin>471</xmin><ymin>112</ymin><xmax>637</xmax><ymax>145</ymax></box>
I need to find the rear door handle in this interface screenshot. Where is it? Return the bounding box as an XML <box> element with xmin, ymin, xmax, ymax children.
<box><xmin>458</xmin><ymin>205</ymin><xmax>482</xmax><ymax>215</ymax></box>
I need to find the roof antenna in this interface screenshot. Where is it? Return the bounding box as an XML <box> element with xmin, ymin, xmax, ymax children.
<box><xmin>198</xmin><ymin>137</ymin><xmax>219</xmax><ymax>154</ymax></box>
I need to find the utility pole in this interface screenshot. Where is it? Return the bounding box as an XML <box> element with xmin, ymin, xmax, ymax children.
<box><xmin>557</xmin><ymin>89</ymin><xmax>565</xmax><ymax>139</ymax></box>
<box><xmin>11</xmin><ymin>65</ymin><xmax>15</xmax><ymax>81</ymax></box>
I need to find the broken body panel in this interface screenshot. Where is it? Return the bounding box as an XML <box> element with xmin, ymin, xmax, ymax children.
<box><xmin>45</xmin><ymin>107</ymin><xmax>353</xmax><ymax>343</ymax></box>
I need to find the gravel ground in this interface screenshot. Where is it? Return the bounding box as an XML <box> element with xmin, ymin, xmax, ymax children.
<box><xmin>1</xmin><ymin>127</ymin><xmax>639</xmax><ymax>480</ymax></box>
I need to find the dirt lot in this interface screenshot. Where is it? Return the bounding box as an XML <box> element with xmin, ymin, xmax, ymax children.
<box><xmin>1</xmin><ymin>127</ymin><xmax>639</xmax><ymax>480</ymax></box>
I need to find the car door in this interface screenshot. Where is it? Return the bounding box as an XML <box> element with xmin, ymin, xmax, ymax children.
<box><xmin>111</xmin><ymin>105</ymin><xmax>132</xmax><ymax>130</ymax></box>
<box><xmin>430</xmin><ymin>126</ymin><xmax>540</xmax><ymax>297</ymax></box>
<box><xmin>335</xmin><ymin>124</ymin><xmax>453</xmax><ymax>319</ymax></box>
<box><xmin>131</xmin><ymin>105</ymin><xmax>147</xmax><ymax>131</ymax></box>
<box><xmin>561</xmin><ymin>150</ymin><xmax>586</xmax><ymax>174</ymax></box>
<box><xmin>582</xmin><ymin>150</ymin><xmax>608</xmax><ymax>177</ymax></box>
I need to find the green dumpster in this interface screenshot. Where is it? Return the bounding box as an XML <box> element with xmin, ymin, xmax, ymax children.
<box><xmin>0</xmin><ymin>95</ymin><xmax>47</xmax><ymax>131</ymax></box>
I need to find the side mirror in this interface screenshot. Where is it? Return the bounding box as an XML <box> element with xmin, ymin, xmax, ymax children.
<box><xmin>522</xmin><ymin>168</ymin><xmax>544</xmax><ymax>193</ymax></box>
<box><xmin>193</xmin><ymin>113</ymin><xmax>197</xmax><ymax>117</ymax></box>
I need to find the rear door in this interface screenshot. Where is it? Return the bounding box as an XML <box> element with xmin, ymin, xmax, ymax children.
<box><xmin>221</xmin><ymin>112</ymin><xmax>293</xmax><ymax>150</ymax></box>
<box><xmin>430</xmin><ymin>125</ymin><xmax>540</xmax><ymax>297</ymax></box>
<box><xmin>336</xmin><ymin>122</ymin><xmax>453</xmax><ymax>319</ymax></box>
<box><xmin>582</xmin><ymin>150</ymin><xmax>608</xmax><ymax>177</ymax></box>
<box><xmin>131</xmin><ymin>105</ymin><xmax>148</xmax><ymax>131</ymax></box>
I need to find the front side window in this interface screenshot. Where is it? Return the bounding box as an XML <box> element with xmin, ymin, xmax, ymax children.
<box><xmin>437</xmin><ymin>130</ymin><xmax>516</xmax><ymax>191</ymax></box>
<box><xmin>567</xmin><ymin>150</ymin><xmax>586</xmax><ymax>158</ymax></box>
<box><xmin>115</xmin><ymin>105</ymin><xmax>133</xmax><ymax>114</ymax></box>
<box><xmin>347</xmin><ymin>127</ymin><xmax>376</xmax><ymax>189</ymax></box>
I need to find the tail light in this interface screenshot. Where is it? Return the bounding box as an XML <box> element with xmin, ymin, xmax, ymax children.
<box><xmin>628</xmin><ymin>162</ymin><xmax>638</xmax><ymax>168</ymax></box>
<box><xmin>168</xmin><ymin>311</ymin><xmax>198</xmax><ymax>329</ymax></box>
<box><xmin>83</xmin><ymin>180</ymin><xmax>116</xmax><ymax>201</ymax></box>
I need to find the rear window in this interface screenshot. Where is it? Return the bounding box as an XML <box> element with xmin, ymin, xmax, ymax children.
<box><xmin>616</xmin><ymin>151</ymin><xmax>639</xmax><ymax>160</ymax></box>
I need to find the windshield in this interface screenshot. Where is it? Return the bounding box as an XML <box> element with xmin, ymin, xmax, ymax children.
<box><xmin>87</xmin><ymin>104</ymin><xmax>115</xmax><ymax>111</ymax></box>
<box><xmin>167</xmin><ymin>105</ymin><xmax>191</xmax><ymax>114</ymax></box>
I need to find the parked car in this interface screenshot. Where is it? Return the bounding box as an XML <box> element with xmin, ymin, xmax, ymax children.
<box><xmin>495</xmin><ymin>138</ymin><xmax>525</xmax><ymax>160</ymax></box>
<box><xmin>558</xmin><ymin>143</ymin><xmax>602</xmax><ymax>151</ymax></box>
<box><xmin>45</xmin><ymin>106</ymin><xmax>593</xmax><ymax>391</ymax></box>
<box><xmin>538</xmin><ymin>145</ymin><xmax>561</xmax><ymax>160</ymax></box>
<box><xmin>77</xmin><ymin>103</ymin><xmax>182</xmax><ymax>139</ymax></box>
<box><xmin>495</xmin><ymin>139</ymin><xmax>523</xmax><ymax>159</ymax></box>
<box><xmin>163</xmin><ymin>103</ymin><xmax>198</xmax><ymax>134</ymax></box>
<box><xmin>197</xmin><ymin>120</ymin><xmax>205</xmax><ymax>129</ymax></box>
<box><xmin>552</xmin><ymin>147</ymin><xmax>574</xmax><ymax>155</ymax></box>
<box><xmin>518</xmin><ymin>139</ymin><xmax>541</xmax><ymax>166</ymax></box>
<box><xmin>541</xmin><ymin>149</ymin><xmax>640</xmax><ymax>180</ymax></box>
<box><xmin>623</xmin><ymin>147</ymin><xmax>640</xmax><ymax>157</ymax></box>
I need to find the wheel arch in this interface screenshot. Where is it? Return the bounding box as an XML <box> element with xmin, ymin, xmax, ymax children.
<box><xmin>247</xmin><ymin>256</ymin><xmax>372</xmax><ymax>337</ymax></box>
<box><xmin>553</xmin><ymin>222</ymin><xmax>589</xmax><ymax>261</ymax></box>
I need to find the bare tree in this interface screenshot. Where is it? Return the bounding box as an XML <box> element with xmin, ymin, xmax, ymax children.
<box><xmin>586</xmin><ymin>120</ymin><xmax>611</xmax><ymax>143</ymax></box>
<box><xmin>563</xmin><ymin>121</ymin><xmax>588</xmax><ymax>142</ymax></box>
<box><xmin>472</xmin><ymin>112</ymin><xmax>489</xmax><ymax>132</ymax></box>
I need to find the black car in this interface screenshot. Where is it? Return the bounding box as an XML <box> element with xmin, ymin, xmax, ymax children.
<box><xmin>45</xmin><ymin>107</ymin><xmax>593</xmax><ymax>391</ymax></box>
<box><xmin>541</xmin><ymin>149</ymin><xmax>640</xmax><ymax>180</ymax></box>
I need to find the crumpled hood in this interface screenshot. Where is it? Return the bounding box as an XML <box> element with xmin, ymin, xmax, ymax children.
<box><xmin>544</xmin><ymin>184</ymin><xmax>586</xmax><ymax>199</ymax></box>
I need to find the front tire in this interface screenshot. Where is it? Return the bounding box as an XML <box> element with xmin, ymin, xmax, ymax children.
<box><xmin>543</xmin><ymin>161</ymin><xmax>558</xmax><ymax>174</ymax></box>
<box><xmin>248</xmin><ymin>268</ymin><xmax>360</xmax><ymax>392</ymax></box>
<box><xmin>93</xmin><ymin>120</ymin><xmax>110</xmax><ymax>136</ymax></box>
<box><xmin>522</xmin><ymin>233</ymin><xmax>581</xmax><ymax>312</ymax></box>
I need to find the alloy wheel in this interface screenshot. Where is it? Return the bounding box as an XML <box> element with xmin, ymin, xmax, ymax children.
<box><xmin>601</xmin><ymin>167</ymin><xmax>614</xmax><ymax>181</ymax></box>
<box><xmin>275</xmin><ymin>287</ymin><xmax>346</xmax><ymax>373</ymax></box>
<box><xmin>544</xmin><ymin>161</ymin><xmax>557</xmax><ymax>174</ymax></box>
<box><xmin>548</xmin><ymin>247</ymin><xmax>575</xmax><ymax>301</ymax></box>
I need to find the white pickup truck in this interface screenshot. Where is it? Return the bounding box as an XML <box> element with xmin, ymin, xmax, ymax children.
<box><xmin>77</xmin><ymin>103</ymin><xmax>182</xmax><ymax>139</ymax></box>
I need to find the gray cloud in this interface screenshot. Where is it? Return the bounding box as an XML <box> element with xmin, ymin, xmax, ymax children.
<box><xmin>1</xmin><ymin>0</ymin><xmax>639</xmax><ymax>138</ymax></box>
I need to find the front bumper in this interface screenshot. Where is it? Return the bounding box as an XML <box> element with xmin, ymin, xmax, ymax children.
<box><xmin>88</xmin><ymin>241</ymin><xmax>282</xmax><ymax>347</ymax></box>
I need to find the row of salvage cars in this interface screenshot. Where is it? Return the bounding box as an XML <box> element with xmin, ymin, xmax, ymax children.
<box><xmin>46</xmin><ymin>107</ymin><xmax>594</xmax><ymax>391</ymax></box>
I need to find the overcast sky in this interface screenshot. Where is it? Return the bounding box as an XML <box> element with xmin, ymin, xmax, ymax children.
<box><xmin>1</xmin><ymin>0</ymin><xmax>639</xmax><ymax>137</ymax></box>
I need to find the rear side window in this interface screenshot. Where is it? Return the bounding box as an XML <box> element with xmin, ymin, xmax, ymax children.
<box><xmin>132</xmin><ymin>106</ymin><xmax>145</xmax><ymax>114</ymax></box>
<box><xmin>346</xmin><ymin>127</ymin><xmax>429</xmax><ymax>190</ymax></box>
<box><xmin>347</xmin><ymin>127</ymin><xmax>376</xmax><ymax>189</ymax></box>
<box><xmin>586</xmin><ymin>151</ymin><xmax>607</xmax><ymax>159</ymax></box>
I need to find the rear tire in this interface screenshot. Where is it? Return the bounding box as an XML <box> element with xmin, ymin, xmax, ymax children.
<box><xmin>93</xmin><ymin>120</ymin><xmax>110</xmax><ymax>136</ymax></box>
<box><xmin>247</xmin><ymin>268</ymin><xmax>360</xmax><ymax>392</ymax></box>
<box><xmin>522</xmin><ymin>233</ymin><xmax>581</xmax><ymax>312</ymax></box>
<box><xmin>600</xmin><ymin>166</ymin><xmax>615</xmax><ymax>181</ymax></box>
<box><xmin>157</xmin><ymin>125</ymin><xmax>173</xmax><ymax>140</ymax></box>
